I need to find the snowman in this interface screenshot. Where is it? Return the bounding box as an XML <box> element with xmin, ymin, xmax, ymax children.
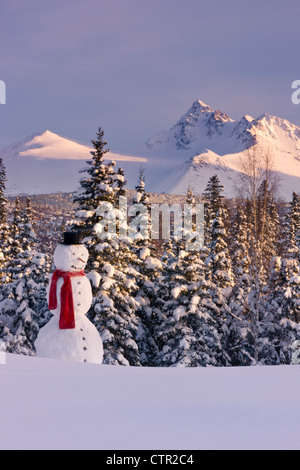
<box><xmin>35</xmin><ymin>232</ymin><xmax>103</xmax><ymax>364</ymax></box>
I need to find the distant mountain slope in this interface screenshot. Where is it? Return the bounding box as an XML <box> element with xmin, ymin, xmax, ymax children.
<box><xmin>1</xmin><ymin>130</ymin><xmax>146</xmax><ymax>195</ymax></box>
<box><xmin>141</xmin><ymin>99</ymin><xmax>300</xmax><ymax>200</ymax></box>
<box><xmin>2</xmin><ymin>100</ymin><xmax>300</xmax><ymax>199</ymax></box>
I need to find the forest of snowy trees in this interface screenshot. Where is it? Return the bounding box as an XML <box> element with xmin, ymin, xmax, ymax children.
<box><xmin>1</xmin><ymin>127</ymin><xmax>300</xmax><ymax>368</ymax></box>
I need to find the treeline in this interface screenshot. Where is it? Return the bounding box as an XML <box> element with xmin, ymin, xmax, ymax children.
<box><xmin>1</xmin><ymin>127</ymin><xmax>300</xmax><ymax>367</ymax></box>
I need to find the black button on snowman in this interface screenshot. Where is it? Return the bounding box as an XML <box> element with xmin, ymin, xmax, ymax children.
<box><xmin>35</xmin><ymin>232</ymin><xmax>103</xmax><ymax>364</ymax></box>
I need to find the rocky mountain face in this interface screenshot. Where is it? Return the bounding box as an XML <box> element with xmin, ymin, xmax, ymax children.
<box><xmin>142</xmin><ymin>99</ymin><xmax>300</xmax><ymax>200</ymax></box>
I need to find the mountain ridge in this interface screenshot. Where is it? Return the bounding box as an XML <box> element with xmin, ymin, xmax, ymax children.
<box><xmin>2</xmin><ymin>100</ymin><xmax>300</xmax><ymax>199</ymax></box>
<box><xmin>142</xmin><ymin>99</ymin><xmax>300</xmax><ymax>200</ymax></box>
<box><xmin>1</xmin><ymin>130</ymin><xmax>147</xmax><ymax>195</ymax></box>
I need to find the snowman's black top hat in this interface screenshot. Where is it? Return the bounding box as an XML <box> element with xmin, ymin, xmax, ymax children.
<box><xmin>62</xmin><ymin>231</ymin><xmax>81</xmax><ymax>245</ymax></box>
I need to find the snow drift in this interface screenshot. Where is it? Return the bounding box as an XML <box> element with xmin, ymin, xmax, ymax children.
<box><xmin>1</xmin><ymin>353</ymin><xmax>300</xmax><ymax>450</ymax></box>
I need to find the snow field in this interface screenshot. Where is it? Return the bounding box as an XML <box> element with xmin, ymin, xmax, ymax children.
<box><xmin>1</xmin><ymin>353</ymin><xmax>300</xmax><ymax>450</ymax></box>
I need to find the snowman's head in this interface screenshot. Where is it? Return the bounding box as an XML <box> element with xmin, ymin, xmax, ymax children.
<box><xmin>54</xmin><ymin>244</ymin><xmax>89</xmax><ymax>272</ymax></box>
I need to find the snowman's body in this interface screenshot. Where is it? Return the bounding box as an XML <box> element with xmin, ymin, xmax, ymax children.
<box><xmin>35</xmin><ymin>243</ymin><xmax>103</xmax><ymax>364</ymax></box>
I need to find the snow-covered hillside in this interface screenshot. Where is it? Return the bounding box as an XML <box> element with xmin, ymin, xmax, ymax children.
<box><xmin>1</xmin><ymin>130</ymin><xmax>147</xmax><ymax>195</ymax></box>
<box><xmin>1</xmin><ymin>353</ymin><xmax>300</xmax><ymax>450</ymax></box>
<box><xmin>141</xmin><ymin>100</ymin><xmax>300</xmax><ymax>200</ymax></box>
<box><xmin>3</xmin><ymin>100</ymin><xmax>300</xmax><ymax>199</ymax></box>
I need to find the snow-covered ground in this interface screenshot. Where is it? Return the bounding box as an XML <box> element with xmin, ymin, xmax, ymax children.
<box><xmin>1</xmin><ymin>353</ymin><xmax>300</xmax><ymax>450</ymax></box>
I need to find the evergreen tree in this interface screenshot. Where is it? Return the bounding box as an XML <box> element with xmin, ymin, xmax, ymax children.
<box><xmin>19</xmin><ymin>197</ymin><xmax>38</xmax><ymax>252</ymax></box>
<box><xmin>128</xmin><ymin>168</ymin><xmax>151</xmax><ymax>255</ymax></box>
<box><xmin>227</xmin><ymin>202</ymin><xmax>254</xmax><ymax>366</ymax></box>
<box><xmin>155</xmin><ymin>233</ymin><xmax>221</xmax><ymax>366</ymax></box>
<box><xmin>278</xmin><ymin>201</ymin><xmax>300</xmax><ymax>325</ymax></box>
<box><xmin>5</xmin><ymin>197</ymin><xmax>23</xmax><ymax>281</ymax></box>
<box><xmin>127</xmin><ymin>168</ymin><xmax>164</xmax><ymax>366</ymax></box>
<box><xmin>207</xmin><ymin>206</ymin><xmax>234</xmax><ymax>289</ymax></box>
<box><xmin>91</xmin><ymin>260</ymin><xmax>142</xmax><ymax>366</ymax></box>
<box><xmin>235</xmin><ymin>179</ymin><xmax>281</xmax><ymax>363</ymax></box>
<box><xmin>256</xmin><ymin>181</ymin><xmax>280</xmax><ymax>284</ymax></box>
<box><xmin>155</xmin><ymin>242</ymin><xmax>224</xmax><ymax>367</ymax></box>
<box><xmin>230</xmin><ymin>203</ymin><xmax>251</xmax><ymax>288</ymax></box>
<box><xmin>114</xmin><ymin>167</ymin><xmax>127</xmax><ymax>200</ymax></box>
<box><xmin>71</xmin><ymin>127</ymin><xmax>118</xmax><ymax>270</ymax></box>
<box><xmin>71</xmin><ymin>127</ymin><xmax>145</xmax><ymax>366</ymax></box>
<box><xmin>0</xmin><ymin>202</ymin><xmax>50</xmax><ymax>356</ymax></box>
<box><xmin>205</xmin><ymin>206</ymin><xmax>234</xmax><ymax>365</ymax></box>
<box><xmin>261</xmin><ymin>252</ymin><xmax>300</xmax><ymax>365</ymax></box>
<box><xmin>153</xmin><ymin>188</ymin><xmax>223</xmax><ymax>367</ymax></box>
<box><xmin>203</xmin><ymin>175</ymin><xmax>225</xmax><ymax>246</ymax></box>
<box><xmin>291</xmin><ymin>191</ymin><xmax>300</xmax><ymax>253</ymax></box>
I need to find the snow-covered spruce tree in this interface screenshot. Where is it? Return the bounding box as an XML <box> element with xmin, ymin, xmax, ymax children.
<box><xmin>115</xmin><ymin>167</ymin><xmax>127</xmax><ymax>199</ymax></box>
<box><xmin>202</xmin><ymin>176</ymin><xmax>236</xmax><ymax>364</ymax></box>
<box><xmin>19</xmin><ymin>197</ymin><xmax>51</xmax><ymax>330</ymax></box>
<box><xmin>207</xmin><ymin>206</ymin><xmax>234</xmax><ymax>290</ymax></box>
<box><xmin>128</xmin><ymin>168</ymin><xmax>163</xmax><ymax>289</ymax></box>
<box><xmin>290</xmin><ymin>191</ymin><xmax>300</xmax><ymax>253</ymax></box>
<box><xmin>71</xmin><ymin>127</ymin><xmax>117</xmax><ymax>270</ymax></box>
<box><xmin>153</xmin><ymin>189</ymin><xmax>223</xmax><ymax>367</ymax></box>
<box><xmin>275</xmin><ymin>205</ymin><xmax>300</xmax><ymax>365</ymax></box>
<box><xmin>227</xmin><ymin>202</ymin><xmax>254</xmax><ymax>366</ymax></box>
<box><xmin>236</xmin><ymin>162</ymin><xmax>281</xmax><ymax>363</ymax></box>
<box><xmin>256</xmin><ymin>180</ymin><xmax>280</xmax><ymax>286</ymax></box>
<box><xmin>230</xmin><ymin>202</ymin><xmax>251</xmax><ymax>290</ymax></box>
<box><xmin>276</xmin><ymin>201</ymin><xmax>300</xmax><ymax>324</ymax></box>
<box><xmin>128</xmin><ymin>168</ymin><xmax>152</xmax><ymax>257</ymax></box>
<box><xmin>154</xmin><ymin>248</ymin><xmax>223</xmax><ymax>367</ymax></box>
<box><xmin>247</xmin><ymin>180</ymin><xmax>282</xmax><ymax>364</ymax></box>
<box><xmin>0</xmin><ymin>199</ymin><xmax>50</xmax><ymax>356</ymax></box>
<box><xmin>262</xmin><ymin>232</ymin><xmax>300</xmax><ymax>367</ymax></box>
<box><xmin>126</xmin><ymin>168</ymin><xmax>162</xmax><ymax>366</ymax></box>
<box><xmin>203</xmin><ymin>175</ymin><xmax>226</xmax><ymax>246</ymax></box>
<box><xmin>70</xmin><ymin>128</ymin><xmax>143</xmax><ymax>366</ymax></box>
<box><xmin>141</xmin><ymin>187</ymin><xmax>193</xmax><ymax>367</ymax></box>
<box><xmin>90</xmin><ymin>258</ymin><xmax>142</xmax><ymax>366</ymax></box>
<box><xmin>4</xmin><ymin>197</ymin><xmax>23</xmax><ymax>281</ymax></box>
<box><xmin>19</xmin><ymin>197</ymin><xmax>38</xmax><ymax>252</ymax></box>
<box><xmin>235</xmin><ymin>140</ymin><xmax>283</xmax><ymax>363</ymax></box>
<box><xmin>205</xmin><ymin>205</ymin><xmax>235</xmax><ymax>366</ymax></box>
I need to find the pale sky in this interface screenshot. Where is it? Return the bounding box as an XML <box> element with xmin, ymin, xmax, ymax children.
<box><xmin>0</xmin><ymin>0</ymin><xmax>300</xmax><ymax>152</ymax></box>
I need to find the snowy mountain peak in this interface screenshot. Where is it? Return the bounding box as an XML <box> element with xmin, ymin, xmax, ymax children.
<box><xmin>178</xmin><ymin>99</ymin><xmax>233</xmax><ymax>127</ymax></box>
<box><xmin>145</xmin><ymin>99</ymin><xmax>234</xmax><ymax>151</ymax></box>
<box><xmin>141</xmin><ymin>99</ymin><xmax>300</xmax><ymax>200</ymax></box>
<box><xmin>30</xmin><ymin>129</ymin><xmax>62</xmax><ymax>141</ymax></box>
<box><xmin>243</xmin><ymin>114</ymin><xmax>254</xmax><ymax>123</ymax></box>
<box><xmin>189</xmin><ymin>99</ymin><xmax>214</xmax><ymax>112</ymax></box>
<box><xmin>15</xmin><ymin>130</ymin><xmax>92</xmax><ymax>160</ymax></box>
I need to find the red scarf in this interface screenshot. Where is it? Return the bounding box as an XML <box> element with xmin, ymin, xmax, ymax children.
<box><xmin>48</xmin><ymin>270</ymin><xmax>86</xmax><ymax>329</ymax></box>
